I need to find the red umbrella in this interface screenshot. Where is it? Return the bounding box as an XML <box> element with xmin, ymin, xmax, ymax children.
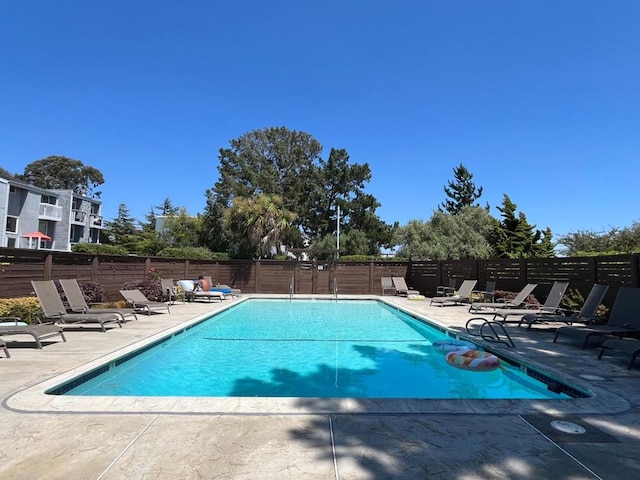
<box><xmin>22</xmin><ymin>231</ymin><xmax>52</xmax><ymax>240</ymax></box>
<box><xmin>22</xmin><ymin>231</ymin><xmax>51</xmax><ymax>249</ymax></box>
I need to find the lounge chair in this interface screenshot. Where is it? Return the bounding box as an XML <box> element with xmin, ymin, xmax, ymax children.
<box><xmin>392</xmin><ymin>277</ymin><xmax>419</xmax><ymax>296</ymax></box>
<box><xmin>381</xmin><ymin>277</ymin><xmax>396</xmax><ymax>295</ymax></box>
<box><xmin>468</xmin><ymin>283</ymin><xmax>538</xmax><ymax>314</ymax></box>
<box><xmin>160</xmin><ymin>278</ymin><xmax>179</xmax><ymax>304</ymax></box>
<box><xmin>177</xmin><ymin>280</ymin><xmax>225</xmax><ymax>302</ymax></box>
<box><xmin>471</xmin><ymin>281</ymin><xmax>496</xmax><ymax>303</ymax></box>
<box><xmin>32</xmin><ymin>280</ymin><xmax>122</xmax><ymax>331</ymax></box>
<box><xmin>554</xmin><ymin>287</ymin><xmax>640</xmax><ymax>349</ymax></box>
<box><xmin>59</xmin><ymin>279</ymin><xmax>138</xmax><ymax>322</ymax></box>
<box><xmin>119</xmin><ymin>289</ymin><xmax>171</xmax><ymax>315</ymax></box>
<box><xmin>430</xmin><ymin>280</ymin><xmax>478</xmax><ymax>306</ymax></box>
<box><xmin>0</xmin><ymin>338</ymin><xmax>8</xmax><ymax>357</ymax></box>
<box><xmin>598</xmin><ymin>338</ymin><xmax>640</xmax><ymax>369</ymax></box>
<box><xmin>435</xmin><ymin>278</ymin><xmax>457</xmax><ymax>297</ymax></box>
<box><xmin>491</xmin><ymin>281</ymin><xmax>569</xmax><ymax>322</ymax></box>
<box><xmin>519</xmin><ymin>284</ymin><xmax>609</xmax><ymax>329</ymax></box>
<box><xmin>0</xmin><ymin>316</ymin><xmax>66</xmax><ymax>350</ymax></box>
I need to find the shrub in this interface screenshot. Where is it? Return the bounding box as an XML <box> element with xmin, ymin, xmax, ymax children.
<box><xmin>79</xmin><ymin>281</ymin><xmax>105</xmax><ymax>304</ymax></box>
<box><xmin>156</xmin><ymin>246</ymin><xmax>222</xmax><ymax>260</ymax></box>
<box><xmin>122</xmin><ymin>279</ymin><xmax>162</xmax><ymax>301</ymax></box>
<box><xmin>562</xmin><ymin>288</ymin><xmax>609</xmax><ymax>318</ymax></box>
<box><xmin>72</xmin><ymin>243</ymin><xmax>129</xmax><ymax>255</ymax></box>
<box><xmin>0</xmin><ymin>297</ymin><xmax>43</xmax><ymax>324</ymax></box>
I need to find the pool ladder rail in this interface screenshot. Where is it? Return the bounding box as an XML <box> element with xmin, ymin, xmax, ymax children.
<box><xmin>289</xmin><ymin>276</ymin><xmax>294</xmax><ymax>301</ymax></box>
<box><xmin>333</xmin><ymin>278</ymin><xmax>338</xmax><ymax>301</ymax></box>
<box><xmin>465</xmin><ymin>317</ymin><xmax>516</xmax><ymax>348</ymax></box>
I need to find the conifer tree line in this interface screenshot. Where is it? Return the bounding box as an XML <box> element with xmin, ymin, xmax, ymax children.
<box><xmin>2</xmin><ymin>128</ymin><xmax>638</xmax><ymax>259</ymax></box>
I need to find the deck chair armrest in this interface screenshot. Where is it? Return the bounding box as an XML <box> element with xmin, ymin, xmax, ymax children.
<box><xmin>622</xmin><ymin>323</ymin><xmax>640</xmax><ymax>333</ymax></box>
<box><xmin>436</xmin><ymin>287</ymin><xmax>455</xmax><ymax>296</ymax></box>
<box><xmin>539</xmin><ymin>306</ymin><xmax>561</xmax><ymax>313</ymax></box>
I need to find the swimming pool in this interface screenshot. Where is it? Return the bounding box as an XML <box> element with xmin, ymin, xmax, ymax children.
<box><xmin>49</xmin><ymin>299</ymin><xmax>577</xmax><ymax>400</ymax></box>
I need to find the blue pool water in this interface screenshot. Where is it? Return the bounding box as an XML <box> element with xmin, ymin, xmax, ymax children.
<box><xmin>55</xmin><ymin>299</ymin><xmax>574</xmax><ymax>399</ymax></box>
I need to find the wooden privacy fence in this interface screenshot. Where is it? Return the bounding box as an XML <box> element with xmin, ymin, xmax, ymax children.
<box><xmin>0</xmin><ymin>248</ymin><xmax>639</xmax><ymax>309</ymax></box>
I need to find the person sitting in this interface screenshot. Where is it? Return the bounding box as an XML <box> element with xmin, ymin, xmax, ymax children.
<box><xmin>194</xmin><ymin>275</ymin><xmax>211</xmax><ymax>292</ymax></box>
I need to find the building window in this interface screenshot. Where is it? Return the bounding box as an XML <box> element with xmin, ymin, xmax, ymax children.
<box><xmin>6</xmin><ymin>216</ymin><xmax>18</xmax><ymax>233</ymax></box>
<box><xmin>40</xmin><ymin>194</ymin><xmax>57</xmax><ymax>205</ymax></box>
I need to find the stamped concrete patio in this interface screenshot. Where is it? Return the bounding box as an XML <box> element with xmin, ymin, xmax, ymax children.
<box><xmin>1</xmin><ymin>295</ymin><xmax>639</xmax><ymax>479</ymax></box>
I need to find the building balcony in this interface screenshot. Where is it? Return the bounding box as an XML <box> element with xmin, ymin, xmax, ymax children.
<box><xmin>39</xmin><ymin>203</ymin><xmax>63</xmax><ymax>221</ymax></box>
<box><xmin>90</xmin><ymin>214</ymin><xmax>103</xmax><ymax>228</ymax></box>
<box><xmin>72</xmin><ymin>209</ymin><xmax>87</xmax><ymax>223</ymax></box>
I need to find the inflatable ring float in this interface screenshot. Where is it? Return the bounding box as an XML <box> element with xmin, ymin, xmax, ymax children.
<box><xmin>432</xmin><ymin>339</ymin><xmax>476</xmax><ymax>355</ymax></box>
<box><xmin>445</xmin><ymin>349</ymin><xmax>500</xmax><ymax>372</ymax></box>
<box><xmin>407</xmin><ymin>294</ymin><xmax>426</xmax><ymax>301</ymax></box>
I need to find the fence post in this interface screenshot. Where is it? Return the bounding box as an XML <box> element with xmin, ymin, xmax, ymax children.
<box><xmin>144</xmin><ymin>257</ymin><xmax>151</xmax><ymax>278</ymax></box>
<box><xmin>631</xmin><ymin>254</ymin><xmax>640</xmax><ymax>288</ymax></box>
<box><xmin>184</xmin><ymin>259</ymin><xmax>190</xmax><ymax>279</ymax></box>
<box><xmin>588</xmin><ymin>257</ymin><xmax>597</xmax><ymax>286</ymax></box>
<box><xmin>519</xmin><ymin>258</ymin><xmax>528</xmax><ymax>289</ymax></box>
<box><xmin>369</xmin><ymin>261</ymin><xmax>374</xmax><ymax>294</ymax></box>
<box><xmin>44</xmin><ymin>253</ymin><xmax>53</xmax><ymax>280</ymax></box>
<box><xmin>255</xmin><ymin>260</ymin><xmax>261</xmax><ymax>292</ymax></box>
<box><xmin>91</xmin><ymin>256</ymin><xmax>99</xmax><ymax>282</ymax></box>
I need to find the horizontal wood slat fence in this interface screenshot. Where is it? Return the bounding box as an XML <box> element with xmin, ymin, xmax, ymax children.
<box><xmin>0</xmin><ymin>248</ymin><xmax>639</xmax><ymax>310</ymax></box>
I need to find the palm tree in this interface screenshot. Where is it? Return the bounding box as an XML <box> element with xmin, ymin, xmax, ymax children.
<box><xmin>225</xmin><ymin>195</ymin><xmax>296</xmax><ymax>258</ymax></box>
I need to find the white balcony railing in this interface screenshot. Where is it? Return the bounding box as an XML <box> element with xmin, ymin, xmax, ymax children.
<box><xmin>39</xmin><ymin>203</ymin><xmax>63</xmax><ymax>221</ymax></box>
<box><xmin>90</xmin><ymin>214</ymin><xmax>103</xmax><ymax>228</ymax></box>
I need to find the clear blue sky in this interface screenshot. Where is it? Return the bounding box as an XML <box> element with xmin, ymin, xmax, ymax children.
<box><xmin>1</xmin><ymin>1</ymin><xmax>639</xmax><ymax>241</ymax></box>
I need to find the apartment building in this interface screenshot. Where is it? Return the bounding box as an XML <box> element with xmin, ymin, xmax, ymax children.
<box><xmin>0</xmin><ymin>177</ymin><xmax>103</xmax><ymax>251</ymax></box>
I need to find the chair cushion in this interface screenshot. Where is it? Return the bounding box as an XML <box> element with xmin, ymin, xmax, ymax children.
<box><xmin>178</xmin><ymin>280</ymin><xmax>195</xmax><ymax>292</ymax></box>
<box><xmin>210</xmin><ymin>287</ymin><xmax>232</xmax><ymax>294</ymax></box>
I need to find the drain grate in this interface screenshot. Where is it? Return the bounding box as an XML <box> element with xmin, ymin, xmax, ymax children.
<box><xmin>551</xmin><ymin>420</ymin><xmax>586</xmax><ymax>434</ymax></box>
<box><xmin>522</xmin><ymin>415</ymin><xmax>619</xmax><ymax>443</ymax></box>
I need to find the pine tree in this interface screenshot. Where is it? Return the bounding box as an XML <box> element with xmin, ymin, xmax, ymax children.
<box><xmin>439</xmin><ymin>164</ymin><xmax>484</xmax><ymax>214</ymax></box>
<box><xmin>103</xmin><ymin>204</ymin><xmax>140</xmax><ymax>252</ymax></box>
<box><xmin>493</xmin><ymin>195</ymin><xmax>554</xmax><ymax>258</ymax></box>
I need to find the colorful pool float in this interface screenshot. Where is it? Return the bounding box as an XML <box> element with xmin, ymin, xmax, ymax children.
<box><xmin>432</xmin><ymin>339</ymin><xmax>476</xmax><ymax>354</ymax></box>
<box><xmin>445</xmin><ymin>349</ymin><xmax>500</xmax><ymax>372</ymax></box>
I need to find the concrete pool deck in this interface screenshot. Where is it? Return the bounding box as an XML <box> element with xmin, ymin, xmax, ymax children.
<box><xmin>1</xmin><ymin>295</ymin><xmax>639</xmax><ymax>479</ymax></box>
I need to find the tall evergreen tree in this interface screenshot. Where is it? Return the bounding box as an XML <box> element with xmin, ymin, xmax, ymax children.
<box><xmin>103</xmin><ymin>204</ymin><xmax>140</xmax><ymax>253</ymax></box>
<box><xmin>439</xmin><ymin>164</ymin><xmax>484</xmax><ymax>215</ymax></box>
<box><xmin>493</xmin><ymin>195</ymin><xmax>554</xmax><ymax>258</ymax></box>
<box><xmin>204</xmin><ymin>127</ymin><xmax>393</xmax><ymax>256</ymax></box>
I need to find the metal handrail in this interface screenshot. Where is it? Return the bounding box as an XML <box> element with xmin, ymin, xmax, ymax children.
<box><xmin>289</xmin><ymin>276</ymin><xmax>294</xmax><ymax>301</ymax></box>
<box><xmin>465</xmin><ymin>317</ymin><xmax>515</xmax><ymax>348</ymax></box>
